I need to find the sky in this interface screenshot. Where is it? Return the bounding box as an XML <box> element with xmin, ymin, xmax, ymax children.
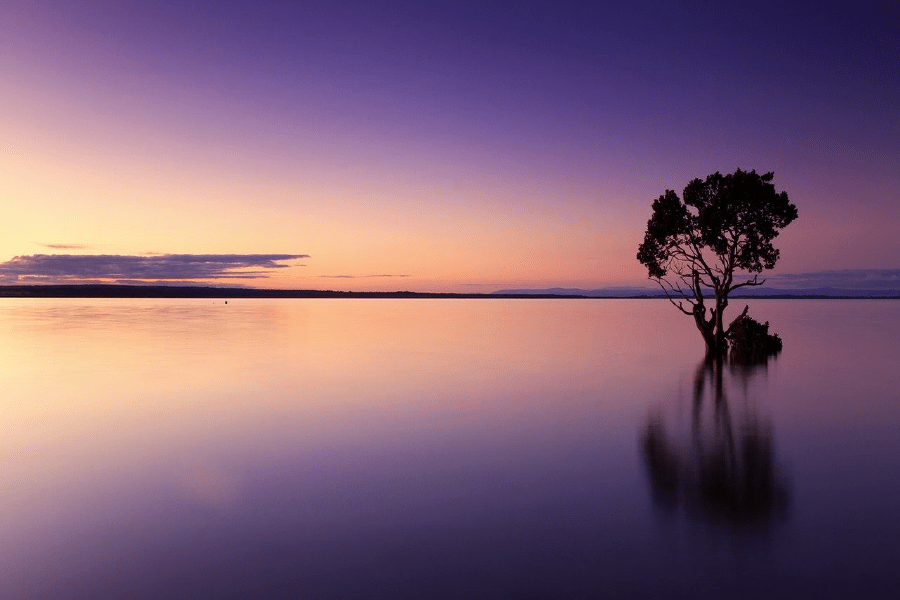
<box><xmin>1</xmin><ymin>0</ymin><xmax>898</xmax><ymax>292</ymax></box>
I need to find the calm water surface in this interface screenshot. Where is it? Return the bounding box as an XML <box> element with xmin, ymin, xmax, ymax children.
<box><xmin>1</xmin><ymin>299</ymin><xmax>898</xmax><ymax>598</ymax></box>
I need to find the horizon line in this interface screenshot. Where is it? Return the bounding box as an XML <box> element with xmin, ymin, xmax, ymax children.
<box><xmin>1</xmin><ymin>283</ymin><xmax>899</xmax><ymax>300</ymax></box>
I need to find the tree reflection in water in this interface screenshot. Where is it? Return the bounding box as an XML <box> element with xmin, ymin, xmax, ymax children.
<box><xmin>642</xmin><ymin>358</ymin><xmax>789</xmax><ymax>530</ymax></box>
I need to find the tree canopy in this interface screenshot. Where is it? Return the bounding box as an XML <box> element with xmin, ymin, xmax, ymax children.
<box><xmin>637</xmin><ymin>169</ymin><xmax>798</xmax><ymax>355</ymax></box>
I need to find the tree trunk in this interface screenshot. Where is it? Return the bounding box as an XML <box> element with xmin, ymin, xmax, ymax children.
<box><xmin>697</xmin><ymin>293</ymin><xmax>729</xmax><ymax>357</ymax></box>
<box><xmin>688</xmin><ymin>272</ymin><xmax>730</xmax><ymax>357</ymax></box>
<box><xmin>713</xmin><ymin>293</ymin><xmax>729</xmax><ymax>355</ymax></box>
<box><xmin>694</xmin><ymin>307</ymin><xmax>718</xmax><ymax>356</ymax></box>
<box><xmin>702</xmin><ymin>332</ymin><xmax>718</xmax><ymax>357</ymax></box>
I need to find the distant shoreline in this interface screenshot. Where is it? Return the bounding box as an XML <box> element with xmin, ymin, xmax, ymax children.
<box><xmin>1</xmin><ymin>284</ymin><xmax>898</xmax><ymax>300</ymax></box>
<box><xmin>0</xmin><ymin>284</ymin><xmax>582</xmax><ymax>299</ymax></box>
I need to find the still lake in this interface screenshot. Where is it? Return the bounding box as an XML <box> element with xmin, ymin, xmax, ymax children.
<box><xmin>1</xmin><ymin>298</ymin><xmax>898</xmax><ymax>598</ymax></box>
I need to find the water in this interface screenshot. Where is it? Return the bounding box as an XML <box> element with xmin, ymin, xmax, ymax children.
<box><xmin>1</xmin><ymin>298</ymin><xmax>898</xmax><ymax>598</ymax></box>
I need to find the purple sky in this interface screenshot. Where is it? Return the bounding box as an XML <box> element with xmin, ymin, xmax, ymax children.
<box><xmin>1</xmin><ymin>1</ymin><xmax>897</xmax><ymax>290</ymax></box>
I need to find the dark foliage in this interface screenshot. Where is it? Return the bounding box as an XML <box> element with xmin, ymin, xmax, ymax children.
<box><xmin>727</xmin><ymin>312</ymin><xmax>783</xmax><ymax>364</ymax></box>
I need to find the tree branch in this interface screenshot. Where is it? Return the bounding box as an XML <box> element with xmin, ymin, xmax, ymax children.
<box><xmin>729</xmin><ymin>275</ymin><xmax>765</xmax><ymax>292</ymax></box>
<box><xmin>653</xmin><ymin>278</ymin><xmax>695</xmax><ymax>315</ymax></box>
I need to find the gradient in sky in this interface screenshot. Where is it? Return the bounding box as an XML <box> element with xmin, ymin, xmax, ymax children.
<box><xmin>2</xmin><ymin>0</ymin><xmax>898</xmax><ymax>291</ymax></box>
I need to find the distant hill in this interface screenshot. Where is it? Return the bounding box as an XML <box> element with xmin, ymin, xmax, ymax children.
<box><xmin>493</xmin><ymin>287</ymin><xmax>900</xmax><ymax>298</ymax></box>
<box><xmin>493</xmin><ymin>287</ymin><xmax>660</xmax><ymax>298</ymax></box>
<box><xmin>729</xmin><ymin>287</ymin><xmax>900</xmax><ymax>298</ymax></box>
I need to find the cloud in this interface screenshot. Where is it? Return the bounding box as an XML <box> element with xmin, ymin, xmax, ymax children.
<box><xmin>767</xmin><ymin>269</ymin><xmax>900</xmax><ymax>290</ymax></box>
<box><xmin>113</xmin><ymin>280</ymin><xmax>249</xmax><ymax>288</ymax></box>
<box><xmin>459</xmin><ymin>282</ymin><xmax>506</xmax><ymax>287</ymax></box>
<box><xmin>317</xmin><ymin>274</ymin><xmax>409</xmax><ymax>279</ymax></box>
<box><xmin>0</xmin><ymin>254</ymin><xmax>308</xmax><ymax>284</ymax></box>
<box><xmin>40</xmin><ymin>243</ymin><xmax>91</xmax><ymax>250</ymax></box>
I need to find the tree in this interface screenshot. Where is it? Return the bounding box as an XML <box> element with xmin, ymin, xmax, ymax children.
<box><xmin>637</xmin><ymin>169</ymin><xmax>798</xmax><ymax>356</ymax></box>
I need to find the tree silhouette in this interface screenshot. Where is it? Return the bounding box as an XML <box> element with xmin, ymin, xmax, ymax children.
<box><xmin>637</xmin><ymin>169</ymin><xmax>797</xmax><ymax>356</ymax></box>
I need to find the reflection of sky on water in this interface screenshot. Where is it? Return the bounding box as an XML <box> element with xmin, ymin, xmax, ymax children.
<box><xmin>1</xmin><ymin>299</ymin><xmax>899</xmax><ymax>598</ymax></box>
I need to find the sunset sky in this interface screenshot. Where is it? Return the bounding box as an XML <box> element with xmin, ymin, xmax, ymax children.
<box><xmin>2</xmin><ymin>1</ymin><xmax>897</xmax><ymax>292</ymax></box>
